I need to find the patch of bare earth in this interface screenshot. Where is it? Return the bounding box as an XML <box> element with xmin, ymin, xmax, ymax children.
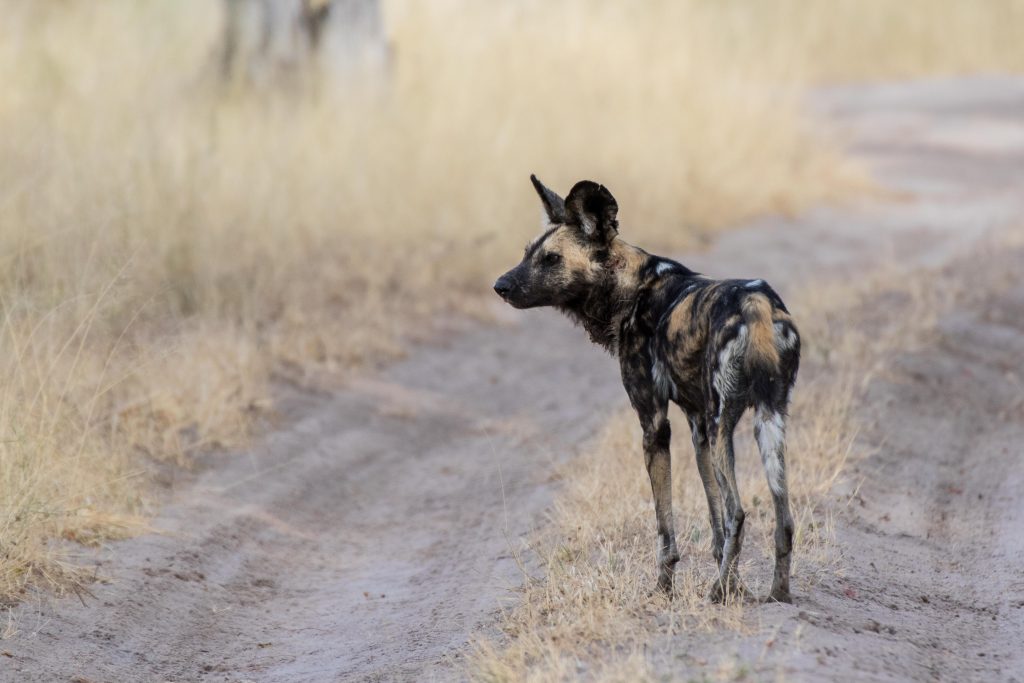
<box><xmin>4</xmin><ymin>78</ymin><xmax>1024</xmax><ymax>682</ymax></box>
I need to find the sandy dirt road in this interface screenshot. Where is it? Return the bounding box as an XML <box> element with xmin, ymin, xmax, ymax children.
<box><xmin>5</xmin><ymin>77</ymin><xmax>1024</xmax><ymax>682</ymax></box>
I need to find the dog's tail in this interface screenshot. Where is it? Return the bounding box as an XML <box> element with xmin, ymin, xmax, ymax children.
<box><xmin>742</xmin><ymin>293</ymin><xmax>781</xmax><ymax>405</ymax></box>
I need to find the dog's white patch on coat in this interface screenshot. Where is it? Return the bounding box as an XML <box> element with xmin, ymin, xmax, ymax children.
<box><xmin>652</xmin><ymin>357</ymin><xmax>676</xmax><ymax>400</ymax></box>
<box><xmin>774</xmin><ymin>322</ymin><xmax>799</xmax><ymax>350</ymax></box>
<box><xmin>745</xmin><ymin>279</ymin><xmax>764</xmax><ymax>289</ymax></box>
<box><xmin>755</xmin><ymin>409</ymin><xmax>786</xmax><ymax>496</ymax></box>
<box><xmin>655</xmin><ymin>261</ymin><xmax>675</xmax><ymax>275</ymax></box>
<box><xmin>713</xmin><ymin>326</ymin><xmax>748</xmax><ymax>414</ymax></box>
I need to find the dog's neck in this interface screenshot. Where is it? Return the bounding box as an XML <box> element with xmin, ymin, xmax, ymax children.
<box><xmin>557</xmin><ymin>238</ymin><xmax>648</xmax><ymax>353</ymax></box>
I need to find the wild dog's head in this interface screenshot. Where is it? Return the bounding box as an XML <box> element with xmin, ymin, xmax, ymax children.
<box><xmin>493</xmin><ymin>175</ymin><xmax>619</xmax><ymax>309</ymax></box>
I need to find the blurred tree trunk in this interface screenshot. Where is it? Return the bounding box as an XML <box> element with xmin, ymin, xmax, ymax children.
<box><xmin>220</xmin><ymin>0</ymin><xmax>389</xmax><ymax>88</ymax></box>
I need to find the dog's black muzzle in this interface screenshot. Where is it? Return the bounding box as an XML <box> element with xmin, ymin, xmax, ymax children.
<box><xmin>493</xmin><ymin>269</ymin><xmax>532</xmax><ymax>308</ymax></box>
<box><xmin>493</xmin><ymin>274</ymin><xmax>514</xmax><ymax>300</ymax></box>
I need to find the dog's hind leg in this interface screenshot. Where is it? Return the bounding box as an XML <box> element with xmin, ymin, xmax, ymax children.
<box><xmin>755</xmin><ymin>403</ymin><xmax>795</xmax><ymax>603</ymax></box>
<box><xmin>688</xmin><ymin>413</ymin><xmax>725</xmax><ymax>565</ymax></box>
<box><xmin>709</xmin><ymin>404</ymin><xmax>749</xmax><ymax>603</ymax></box>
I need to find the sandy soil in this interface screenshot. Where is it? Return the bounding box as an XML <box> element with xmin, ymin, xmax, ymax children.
<box><xmin>5</xmin><ymin>77</ymin><xmax>1024</xmax><ymax>682</ymax></box>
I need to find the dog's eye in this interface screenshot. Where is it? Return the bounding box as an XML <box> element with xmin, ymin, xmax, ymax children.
<box><xmin>542</xmin><ymin>252</ymin><xmax>562</xmax><ymax>266</ymax></box>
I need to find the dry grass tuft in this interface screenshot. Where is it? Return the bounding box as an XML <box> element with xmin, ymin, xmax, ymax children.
<box><xmin>0</xmin><ymin>0</ymin><xmax>1021</xmax><ymax>602</ymax></box>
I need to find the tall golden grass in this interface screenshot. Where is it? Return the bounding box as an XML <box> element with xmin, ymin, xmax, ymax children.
<box><xmin>0</xmin><ymin>0</ymin><xmax>1021</xmax><ymax>602</ymax></box>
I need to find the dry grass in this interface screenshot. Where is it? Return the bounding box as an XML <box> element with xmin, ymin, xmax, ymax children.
<box><xmin>0</xmin><ymin>0</ymin><xmax>1021</xmax><ymax>603</ymax></box>
<box><xmin>470</xmin><ymin>233</ymin><xmax>1024</xmax><ymax>681</ymax></box>
<box><xmin>704</xmin><ymin>0</ymin><xmax>1024</xmax><ymax>83</ymax></box>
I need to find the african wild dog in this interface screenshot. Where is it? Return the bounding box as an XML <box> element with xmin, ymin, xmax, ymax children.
<box><xmin>494</xmin><ymin>177</ymin><xmax>800</xmax><ymax>602</ymax></box>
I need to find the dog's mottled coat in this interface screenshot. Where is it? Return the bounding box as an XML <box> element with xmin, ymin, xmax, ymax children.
<box><xmin>494</xmin><ymin>177</ymin><xmax>801</xmax><ymax>602</ymax></box>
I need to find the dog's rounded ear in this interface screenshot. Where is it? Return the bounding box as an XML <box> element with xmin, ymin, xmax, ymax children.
<box><xmin>530</xmin><ymin>174</ymin><xmax>567</xmax><ymax>225</ymax></box>
<box><xmin>565</xmin><ymin>181</ymin><xmax>618</xmax><ymax>243</ymax></box>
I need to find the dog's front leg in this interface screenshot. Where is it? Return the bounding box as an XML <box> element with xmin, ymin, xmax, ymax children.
<box><xmin>641</xmin><ymin>408</ymin><xmax>678</xmax><ymax>593</ymax></box>
<box><xmin>621</xmin><ymin>350</ymin><xmax>678</xmax><ymax>593</ymax></box>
